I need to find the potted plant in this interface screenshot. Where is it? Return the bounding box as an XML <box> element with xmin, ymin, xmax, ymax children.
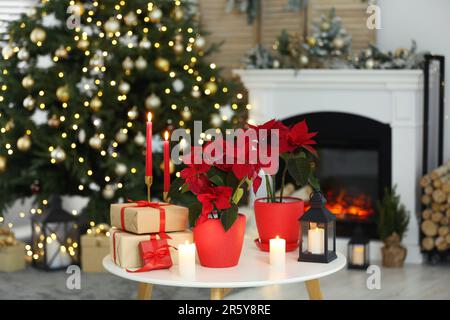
<box><xmin>376</xmin><ymin>186</ymin><xmax>410</xmax><ymax>268</ymax></box>
<box><xmin>169</xmin><ymin>140</ymin><xmax>261</xmax><ymax>268</ymax></box>
<box><xmin>250</xmin><ymin>119</ymin><xmax>320</xmax><ymax>252</ymax></box>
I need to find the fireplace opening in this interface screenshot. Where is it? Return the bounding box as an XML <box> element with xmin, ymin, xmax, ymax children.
<box><xmin>282</xmin><ymin>112</ymin><xmax>392</xmax><ymax>239</ymax></box>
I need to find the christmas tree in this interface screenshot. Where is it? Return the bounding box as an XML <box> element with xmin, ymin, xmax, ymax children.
<box><xmin>0</xmin><ymin>0</ymin><xmax>245</xmax><ymax>222</ymax></box>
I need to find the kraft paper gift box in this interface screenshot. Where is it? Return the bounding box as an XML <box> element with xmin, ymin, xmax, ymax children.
<box><xmin>110</xmin><ymin>202</ymin><xmax>188</xmax><ymax>234</ymax></box>
<box><xmin>110</xmin><ymin>229</ymin><xmax>193</xmax><ymax>269</ymax></box>
<box><xmin>0</xmin><ymin>241</ymin><xmax>26</xmax><ymax>272</ymax></box>
<box><xmin>81</xmin><ymin>234</ymin><xmax>110</xmax><ymax>273</ymax></box>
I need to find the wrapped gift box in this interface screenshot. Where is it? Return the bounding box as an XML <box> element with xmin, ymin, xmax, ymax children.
<box><xmin>81</xmin><ymin>234</ymin><xmax>110</xmax><ymax>273</ymax></box>
<box><xmin>110</xmin><ymin>229</ymin><xmax>193</xmax><ymax>269</ymax></box>
<box><xmin>110</xmin><ymin>202</ymin><xmax>188</xmax><ymax>234</ymax></box>
<box><xmin>0</xmin><ymin>241</ymin><xmax>26</xmax><ymax>272</ymax></box>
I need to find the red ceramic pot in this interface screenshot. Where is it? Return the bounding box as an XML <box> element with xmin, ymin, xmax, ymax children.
<box><xmin>254</xmin><ymin>197</ymin><xmax>304</xmax><ymax>252</ymax></box>
<box><xmin>193</xmin><ymin>214</ymin><xmax>246</xmax><ymax>268</ymax></box>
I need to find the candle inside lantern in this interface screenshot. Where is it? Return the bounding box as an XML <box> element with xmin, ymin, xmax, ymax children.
<box><xmin>145</xmin><ymin>112</ymin><xmax>153</xmax><ymax>177</ymax></box>
<box><xmin>178</xmin><ymin>240</ymin><xmax>196</xmax><ymax>278</ymax></box>
<box><xmin>308</xmin><ymin>224</ymin><xmax>325</xmax><ymax>254</ymax></box>
<box><xmin>269</xmin><ymin>236</ymin><xmax>286</xmax><ymax>267</ymax></box>
<box><xmin>163</xmin><ymin>131</ymin><xmax>170</xmax><ymax>196</ymax></box>
<box><xmin>352</xmin><ymin>244</ymin><xmax>365</xmax><ymax>266</ymax></box>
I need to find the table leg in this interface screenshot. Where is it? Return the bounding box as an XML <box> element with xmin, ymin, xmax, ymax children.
<box><xmin>137</xmin><ymin>282</ymin><xmax>153</xmax><ymax>300</ymax></box>
<box><xmin>210</xmin><ymin>288</ymin><xmax>225</xmax><ymax>300</ymax></box>
<box><xmin>305</xmin><ymin>279</ymin><xmax>323</xmax><ymax>300</ymax></box>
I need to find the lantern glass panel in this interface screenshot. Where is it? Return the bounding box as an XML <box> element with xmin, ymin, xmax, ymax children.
<box><xmin>327</xmin><ymin>220</ymin><xmax>335</xmax><ymax>253</ymax></box>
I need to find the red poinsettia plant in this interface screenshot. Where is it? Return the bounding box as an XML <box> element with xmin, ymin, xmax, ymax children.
<box><xmin>170</xmin><ymin>118</ymin><xmax>319</xmax><ymax>230</ymax></box>
<box><xmin>248</xmin><ymin>119</ymin><xmax>320</xmax><ymax>203</ymax></box>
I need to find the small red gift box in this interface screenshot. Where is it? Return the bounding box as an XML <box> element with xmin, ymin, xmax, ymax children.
<box><xmin>127</xmin><ymin>239</ymin><xmax>174</xmax><ymax>273</ymax></box>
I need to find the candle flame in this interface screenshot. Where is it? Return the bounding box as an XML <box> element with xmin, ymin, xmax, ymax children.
<box><xmin>276</xmin><ymin>235</ymin><xmax>280</xmax><ymax>240</ymax></box>
<box><xmin>147</xmin><ymin>112</ymin><xmax>152</xmax><ymax>122</ymax></box>
<box><xmin>164</xmin><ymin>131</ymin><xmax>169</xmax><ymax>141</ymax></box>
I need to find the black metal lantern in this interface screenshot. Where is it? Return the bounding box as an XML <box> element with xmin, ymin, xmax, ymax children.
<box><xmin>298</xmin><ymin>191</ymin><xmax>337</xmax><ymax>263</ymax></box>
<box><xmin>347</xmin><ymin>224</ymin><xmax>370</xmax><ymax>269</ymax></box>
<box><xmin>31</xmin><ymin>196</ymin><xmax>80</xmax><ymax>270</ymax></box>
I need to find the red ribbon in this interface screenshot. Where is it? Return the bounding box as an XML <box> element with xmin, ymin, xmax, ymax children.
<box><xmin>120</xmin><ymin>200</ymin><xmax>171</xmax><ymax>239</ymax></box>
<box><xmin>126</xmin><ymin>243</ymin><xmax>176</xmax><ymax>273</ymax></box>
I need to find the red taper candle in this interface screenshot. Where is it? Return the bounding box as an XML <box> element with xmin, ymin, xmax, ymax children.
<box><xmin>163</xmin><ymin>131</ymin><xmax>170</xmax><ymax>194</ymax></box>
<box><xmin>145</xmin><ymin>113</ymin><xmax>153</xmax><ymax>177</ymax></box>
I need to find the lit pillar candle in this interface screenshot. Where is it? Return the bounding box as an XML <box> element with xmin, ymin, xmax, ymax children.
<box><xmin>308</xmin><ymin>226</ymin><xmax>325</xmax><ymax>254</ymax></box>
<box><xmin>178</xmin><ymin>240</ymin><xmax>196</xmax><ymax>278</ymax></box>
<box><xmin>163</xmin><ymin>131</ymin><xmax>170</xmax><ymax>197</ymax></box>
<box><xmin>352</xmin><ymin>245</ymin><xmax>365</xmax><ymax>266</ymax></box>
<box><xmin>269</xmin><ymin>236</ymin><xmax>286</xmax><ymax>267</ymax></box>
<box><xmin>145</xmin><ymin>113</ymin><xmax>153</xmax><ymax>177</ymax></box>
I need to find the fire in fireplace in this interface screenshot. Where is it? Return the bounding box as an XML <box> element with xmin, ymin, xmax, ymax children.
<box><xmin>282</xmin><ymin>112</ymin><xmax>392</xmax><ymax>239</ymax></box>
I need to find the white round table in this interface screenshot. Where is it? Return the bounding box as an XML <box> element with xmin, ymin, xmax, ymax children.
<box><xmin>103</xmin><ymin>238</ymin><xmax>346</xmax><ymax>300</ymax></box>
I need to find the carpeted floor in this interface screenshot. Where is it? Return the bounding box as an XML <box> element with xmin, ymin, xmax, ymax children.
<box><xmin>1</xmin><ymin>262</ymin><xmax>449</xmax><ymax>300</ymax></box>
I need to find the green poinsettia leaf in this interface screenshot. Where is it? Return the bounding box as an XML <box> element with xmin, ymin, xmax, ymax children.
<box><xmin>226</xmin><ymin>171</ymin><xmax>239</xmax><ymax>189</ymax></box>
<box><xmin>232</xmin><ymin>187</ymin><xmax>244</xmax><ymax>205</ymax></box>
<box><xmin>220</xmin><ymin>204</ymin><xmax>238</xmax><ymax>231</ymax></box>
<box><xmin>188</xmin><ymin>202</ymin><xmax>202</xmax><ymax>228</ymax></box>
<box><xmin>209</xmin><ymin>175</ymin><xmax>225</xmax><ymax>186</ymax></box>
<box><xmin>309</xmin><ymin>173</ymin><xmax>321</xmax><ymax>191</ymax></box>
<box><xmin>287</xmin><ymin>156</ymin><xmax>311</xmax><ymax>187</ymax></box>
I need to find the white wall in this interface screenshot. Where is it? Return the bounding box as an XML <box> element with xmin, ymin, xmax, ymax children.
<box><xmin>377</xmin><ymin>0</ymin><xmax>450</xmax><ymax>162</ymax></box>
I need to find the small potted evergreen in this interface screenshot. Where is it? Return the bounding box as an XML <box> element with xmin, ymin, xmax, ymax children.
<box><xmin>376</xmin><ymin>186</ymin><xmax>410</xmax><ymax>268</ymax></box>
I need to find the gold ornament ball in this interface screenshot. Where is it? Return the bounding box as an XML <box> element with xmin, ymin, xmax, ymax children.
<box><xmin>159</xmin><ymin>160</ymin><xmax>175</xmax><ymax>174</ymax></box>
<box><xmin>321</xmin><ymin>22</ymin><xmax>331</xmax><ymax>31</ymax></box>
<box><xmin>173</xmin><ymin>42</ymin><xmax>184</xmax><ymax>54</ymax></box>
<box><xmin>102</xmin><ymin>185</ymin><xmax>115</xmax><ymax>199</ymax></box>
<box><xmin>300</xmin><ymin>55</ymin><xmax>309</xmax><ymax>66</ymax></box>
<box><xmin>191</xmin><ymin>89</ymin><xmax>201</xmax><ymax>98</ymax></box>
<box><xmin>90</xmin><ymin>97</ymin><xmax>102</xmax><ymax>112</ymax></box>
<box><xmin>182</xmin><ymin>109</ymin><xmax>192</xmax><ymax>121</ymax></box>
<box><xmin>204</xmin><ymin>81</ymin><xmax>218</xmax><ymax>95</ymax></box>
<box><xmin>55</xmin><ymin>46</ymin><xmax>68</xmax><ymax>59</ymax></box>
<box><xmin>332</xmin><ymin>37</ymin><xmax>345</xmax><ymax>49</ymax></box>
<box><xmin>23</xmin><ymin>96</ymin><xmax>35</xmax><ymax>110</ymax></box>
<box><xmin>17</xmin><ymin>48</ymin><xmax>30</xmax><ymax>61</ymax></box>
<box><xmin>89</xmin><ymin>135</ymin><xmax>102</xmax><ymax>150</ymax></box>
<box><xmin>149</xmin><ymin>8</ymin><xmax>163</xmax><ymax>23</ymax></box>
<box><xmin>0</xmin><ymin>156</ymin><xmax>6</xmax><ymax>173</ymax></box>
<box><xmin>135</xmin><ymin>56</ymin><xmax>148</xmax><ymax>70</ymax></box>
<box><xmin>115</xmin><ymin>163</ymin><xmax>127</xmax><ymax>177</ymax></box>
<box><xmin>124</xmin><ymin>11</ymin><xmax>138</xmax><ymax>26</ymax></box>
<box><xmin>145</xmin><ymin>93</ymin><xmax>161</xmax><ymax>109</ymax></box>
<box><xmin>51</xmin><ymin>147</ymin><xmax>66</xmax><ymax>163</ymax></box>
<box><xmin>17</xmin><ymin>135</ymin><xmax>31</xmax><ymax>152</ymax></box>
<box><xmin>195</xmin><ymin>36</ymin><xmax>206</xmax><ymax>50</ymax></box>
<box><xmin>56</xmin><ymin>86</ymin><xmax>70</xmax><ymax>102</ymax></box>
<box><xmin>127</xmin><ymin>106</ymin><xmax>139</xmax><ymax>120</ymax></box>
<box><xmin>30</xmin><ymin>27</ymin><xmax>46</xmax><ymax>43</ymax></box>
<box><xmin>2</xmin><ymin>45</ymin><xmax>14</xmax><ymax>60</ymax></box>
<box><xmin>134</xmin><ymin>132</ymin><xmax>146</xmax><ymax>146</ymax></box>
<box><xmin>22</xmin><ymin>75</ymin><xmax>34</xmax><ymax>89</ymax></box>
<box><xmin>365</xmin><ymin>59</ymin><xmax>375</xmax><ymax>69</ymax></box>
<box><xmin>77</xmin><ymin>39</ymin><xmax>90</xmax><ymax>51</ymax></box>
<box><xmin>118</xmin><ymin>81</ymin><xmax>130</xmax><ymax>94</ymax></box>
<box><xmin>47</xmin><ymin>115</ymin><xmax>61</xmax><ymax>128</ymax></box>
<box><xmin>155</xmin><ymin>57</ymin><xmax>170</xmax><ymax>72</ymax></box>
<box><xmin>122</xmin><ymin>57</ymin><xmax>134</xmax><ymax>70</ymax></box>
<box><xmin>307</xmin><ymin>36</ymin><xmax>317</xmax><ymax>47</ymax></box>
<box><xmin>104</xmin><ymin>17</ymin><xmax>120</xmax><ymax>34</ymax></box>
<box><xmin>139</xmin><ymin>37</ymin><xmax>151</xmax><ymax>49</ymax></box>
<box><xmin>172</xmin><ymin>7</ymin><xmax>184</xmax><ymax>21</ymax></box>
<box><xmin>115</xmin><ymin>130</ymin><xmax>128</xmax><ymax>144</ymax></box>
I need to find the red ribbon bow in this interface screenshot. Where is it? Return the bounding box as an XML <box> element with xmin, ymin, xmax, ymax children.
<box><xmin>120</xmin><ymin>200</ymin><xmax>171</xmax><ymax>239</ymax></box>
<box><xmin>126</xmin><ymin>242</ymin><xmax>176</xmax><ymax>273</ymax></box>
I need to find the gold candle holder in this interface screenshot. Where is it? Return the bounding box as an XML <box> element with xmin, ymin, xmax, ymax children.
<box><xmin>145</xmin><ymin>176</ymin><xmax>153</xmax><ymax>202</ymax></box>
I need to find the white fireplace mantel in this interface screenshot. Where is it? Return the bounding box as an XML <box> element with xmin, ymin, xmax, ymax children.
<box><xmin>234</xmin><ymin>69</ymin><xmax>425</xmax><ymax>264</ymax></box>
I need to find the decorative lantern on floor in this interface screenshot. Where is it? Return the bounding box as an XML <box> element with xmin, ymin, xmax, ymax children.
<box><xmin>31</xmin><ymin>196</ymin><xmax>80</xmax><ymax>270</ymax></box>
<box><xmin>347</xmin><ymin>224</ymin><xmax>370</xmax><ymax>269</ymax></box>
<box><xmin>298</xmin><ymin>191</ymin><xmax>337</xmax><ymax>263</ymax></box>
